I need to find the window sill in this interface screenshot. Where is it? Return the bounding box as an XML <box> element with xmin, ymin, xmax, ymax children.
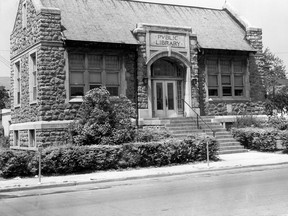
<box><xmin>69</xmin><ymin>97</ymin><xmax>84</xmax><ymax>103</ymax></box>
<box><xmin>208</xmin><ymin>96</ymin><xmax>250</xmax><ymax>103</ymax></box>
<box><xmin>10</xmin><ymin>146</ymin><xmax>37</xmax><ymax>151</ymax></box>
<box><xmin>14</xmin><ymin>104</ymin><xmax>21</xmax><ymax>109</ymax></box>
<box><xmin>30</xmin><ymin>101</ymin><xmax>38</xmax><ymax>105</ymax></box>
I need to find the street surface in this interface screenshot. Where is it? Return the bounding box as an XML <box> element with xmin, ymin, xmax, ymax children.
<box><xmin>1</xmin><ymin>165</ymin><xmax>288</xmax><ymax>216</ymax></box>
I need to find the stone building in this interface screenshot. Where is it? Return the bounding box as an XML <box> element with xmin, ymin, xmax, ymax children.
<box><xmin>10</xmin><ymin>0</ymin><xmax>265</xmax><ymax>149</ymax></box>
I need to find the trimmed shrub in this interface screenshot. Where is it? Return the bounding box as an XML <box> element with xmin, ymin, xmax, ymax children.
<box><xmin>0</xmin><ymin>136</ymin><xmax>10</xmax><ymax>149</ymax></box>
<box><xmin>267</xmin><ymin>115</ymin><xmax>288</xmax><ymax>130</ymax></box>
<box><xmin>279</xmin><ymin>131</ymin><xmax>288</xmax><ymax>150</ymax></box>
<box><xmin>0</xmin><ymin>150</ymin><xmax>35</xmax><ymax>178</ymax></box>
<box><xmin>69</xmin><ymin>87</ymin><xmax>136</xmax><ymax>146</ymax></box>
<box><xmin>231</xmin><ymin>127</ymin><xmax>278</xmax><ymax>151</ymax></box>
<box><xmin>232</xmin><ymin>114</ymin><xmax>264</xmax><ymax>128</ymax></box>
<box><xmin>134</xmin><ymin>127</ymin><xmax>172</xmax><ymax>142</ymax></box>
<box><xmin>0</xmin><ymin>135</ymin><xmax>219</xmax><ymax>178</ymax></box>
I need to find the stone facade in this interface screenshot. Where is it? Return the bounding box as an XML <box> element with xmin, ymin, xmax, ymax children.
<box><xmin>201</xmin><ymin>28</ymin><xmax>265</xmax><ymax>116</ymax></box>
<box><xmin>10</xmin><ymin>0</ymin><xmax>265</xmax><ymax>148</ymax></box>
<box><xmin>10</xmin><ymin>0</ymin><xmax>138</xmax><ymax>149</ymax></box>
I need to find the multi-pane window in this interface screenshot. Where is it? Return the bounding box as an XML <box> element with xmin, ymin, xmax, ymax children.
<box><xmin>207</xmin><ymin>58</ymin><xmax>246</xmax><ymax>97</ymax></box>
<box><xmin>207</xmin><ymin>59</ymin><xmax>218</xmax><ymax>96</ymax></box>
<box><xmin>14</xmin><ymin>61</ymin><xmax>21</xmax><ymax>105</ymax></box>
<box><xmin>22</xmin><ymin>1</ymin><xmax>27</xmax><ymax>29</ymax></box>
<box><xmin>69</xmin><ymin>53</ymin><xmax>121</xmax><ymax>98</ymax></box>
<box><xmin>221</xmin><ymin>60</ymin><xmax>232</xmax><ymax>96</ymax></box>
<box><xmin>234</xmin><ymin>60</ymin><xmax>245</xmax><ymax>96</ymax></box>
<box><xmin>30</xmin><ymin>52</ymin><xmax>37</xmax><ymax>102</ymax></box>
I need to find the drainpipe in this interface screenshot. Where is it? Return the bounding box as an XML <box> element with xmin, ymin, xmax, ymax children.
<box><xmin>134</xmin><ymin>48</ymin><xmax>139</xmax><ymax>129</ymax></box>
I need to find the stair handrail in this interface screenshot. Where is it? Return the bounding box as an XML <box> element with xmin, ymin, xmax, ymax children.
<box><xmin>182</xmin><ymin>99</ymin><xmax>216</xmax><ymax>137</ymax></box>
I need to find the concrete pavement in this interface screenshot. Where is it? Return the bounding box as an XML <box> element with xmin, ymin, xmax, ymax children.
<box><xmin>1</xmin><ymin>150</ymin><xmax>288</xmax><ymax>192</ymax></box>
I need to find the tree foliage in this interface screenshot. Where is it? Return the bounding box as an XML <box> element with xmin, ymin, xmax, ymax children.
<box><xmin>262</xmin><ymin>48</ymin><xmax>287</xmax><ymax>94</ymax></box>
<box><xmin>70</xmin><ymin>87</ymin><xmax>136</xmax><ymax>145</ymax></box>
<box><xmin>0</xmin><ymin>87</ymin><xmax>9</xmax><ymax>109</ymax></box>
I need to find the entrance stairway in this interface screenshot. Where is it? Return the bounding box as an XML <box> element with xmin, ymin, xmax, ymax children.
<box><xmin>165</xmin><ymin>116</ymin><xmax>247</xmax><ymax>154</ymax></box>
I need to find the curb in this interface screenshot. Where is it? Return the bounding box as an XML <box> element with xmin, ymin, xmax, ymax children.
<box><xmin>1</xmin><ymin>162</ymin><xmax>288</xmax><ymax>193</ymax></box>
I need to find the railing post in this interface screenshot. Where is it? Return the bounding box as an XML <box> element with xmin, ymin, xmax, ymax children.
<box><xmin>38</xmin><ymin>144</ymin><xmax>43</xmax><ymax>184</ymax></box>
<box><xmin>206</xmin><ymin>139</ymin><xmax>210</xmax><ymax>167</ymax></box>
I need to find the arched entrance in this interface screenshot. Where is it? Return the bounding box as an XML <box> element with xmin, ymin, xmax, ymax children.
<box><xmin>151</xmin><ymin>57</ymin><xmax>186</xmax><ymax>118</ymax></box>
<box><xmin>144</xmin><ymin>51</ymin><xmax>193</xmax><ymax>119</ymax></box>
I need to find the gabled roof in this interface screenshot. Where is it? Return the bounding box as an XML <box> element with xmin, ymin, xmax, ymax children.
<box><xmin>38</xmin><ymin>0</ymin><xmax>255</xmax><ymax>51</ymax></box>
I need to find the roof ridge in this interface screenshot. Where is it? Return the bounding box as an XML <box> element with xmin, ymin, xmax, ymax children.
<box><xmin>118</xmin><ymin>0</ymin><xmax>223</xmax><ymax>11</ymax></box>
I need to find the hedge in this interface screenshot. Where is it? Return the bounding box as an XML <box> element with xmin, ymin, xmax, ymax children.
<box><xmin>0</xmin><ymin>135</ymin><xmax>218</xmax><ymax>178</ymax></box>
<box><xmin>231</xmin><ymin>127</ymin><xmax>279</xmax><ymax>151</ymax></box>
<box><xmin>279</xmin><ymin>131</ymin><xmax>288</xmax><ymax>150</ymax></box>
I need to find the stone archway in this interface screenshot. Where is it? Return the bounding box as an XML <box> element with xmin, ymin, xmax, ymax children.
<box><xmin>146</xmin><ymin>51</ymin><xmax>193</xmax><ymax>118</ymax></box>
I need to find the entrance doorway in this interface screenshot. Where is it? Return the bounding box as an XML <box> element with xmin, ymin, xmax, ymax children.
<box><xmin>151</xmin><ymin>58</ymin><xmax>185</xmax><ymax>118</ymax></box>
<box><xmin>153</xmin><ymin>80</ymin><xmax>177</xmax><ymax>117</ymax></box>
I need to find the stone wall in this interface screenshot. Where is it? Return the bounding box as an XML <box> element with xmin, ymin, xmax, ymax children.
<box><xmin>136</xmin><ymin>39</ymin><xmax>149</xmax><ymax>109</ymax></box>
<box><xmin>10</xmin><ymin>0</ymin><xmax>63</xmax><ymax>124</ymax></box>
<box><xmin>190</xmin><ymin>37</ymin><xmax>200</xmax><ymax>108</ymax></box>
<box><xmin>37</xmin><ymin>128</ymin><xmax>70</xmax><ymax>146</ymax></box>
<box><xmin>246</xmin><ymin>28</ymin><xmax>266</xmax><ymax>101</ymax></box>
<box><xmin>197</xmin><ymin>55</ymin><xmax>206</xmax><ymax>115</ymax></box>
<box><xmin>38</xmin><ymin>45</ymin><xmax>66</xmax><ymax>121</ymax></box>
<box><xmin>10</xmin><ymin>0</ymin><xmax>39</xmax><ymax>57</ymax></box>
<box><xmin>205</xmin><ymin>101</ymin><xmax>266</xmax><ymax>116</ymax></box>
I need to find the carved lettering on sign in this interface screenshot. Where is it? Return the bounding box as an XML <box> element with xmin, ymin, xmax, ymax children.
<box><xmin>150</xmin><ymin>33</ymin><xmax>185</xmax><ymax>48</ymax></box>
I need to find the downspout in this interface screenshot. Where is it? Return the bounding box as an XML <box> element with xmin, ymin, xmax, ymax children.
<box><xmin>134</xmin><ymin>48</ymin><xmax>139</xmax><ymax>129</ymax></box>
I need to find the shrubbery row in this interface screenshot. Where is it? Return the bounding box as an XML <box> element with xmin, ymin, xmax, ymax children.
<box><xmin>0</xmin><ymin>135</ymin><xmax>218</xmax><ymax>178</ymax></box>
<box><xmin>231</xmin><ymin>127</ymin><xmax>288</xmax><ymax>151</ymax></box>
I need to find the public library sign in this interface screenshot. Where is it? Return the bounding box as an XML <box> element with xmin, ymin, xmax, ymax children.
<box><xmin>150</xmin><ymin>33</ymin><xmax>185</xmax><ymax>48</ymax></box>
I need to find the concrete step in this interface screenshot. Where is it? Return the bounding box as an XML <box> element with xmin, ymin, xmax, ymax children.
<box><xmin>167</xmin><ymin>125</ymin><xmax>199</xmax><ymax>130</ymax></box>
<box><xmin>219</xmin><ymin>149</ymin><xmax>248</xmax><ymax>154</ymax></box>
<box><xmin>219</xmin><ymin>145</ymin><xmax>245</xmax><ymax>150</ymax></box>
<box><xmin>218</xmin><ymin>142</ymin><xmax>242</xmax><ymax>147</ymax></box>
<box><xmin>217</xmin><ymin>139</ymin><xmax>240</xmax><ymax>143</ymax></box>
<box><xmin>164</xmin><ymin>116</ymin><xmax>245</xmax><ymax>155</ymax></box>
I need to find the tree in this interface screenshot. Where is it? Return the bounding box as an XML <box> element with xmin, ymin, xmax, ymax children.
<box><xmin>262</xmin><ymin>47</ymin><xmax>287</xmax><ymax>95</ymax></box>
<box><xmin>0</xmin><ymin>87</ymin><xmax>9</xmax><ymax>109</ymax></box>
<box><xmin>69</xmin><ymin>87</ymin><xmax>136</xmax><ymax>145</ymax></box>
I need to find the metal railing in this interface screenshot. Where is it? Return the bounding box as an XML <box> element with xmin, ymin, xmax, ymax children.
<box><xmin>182</xmin><ymin>99</ymin><xmax>216</xmax><ymax>137</ymax></box>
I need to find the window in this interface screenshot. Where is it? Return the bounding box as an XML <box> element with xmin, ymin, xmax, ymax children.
<box><xmin>207</xmin><ymin>58</ymin><xmax>246</xmax><ymax>98</ymax></box>
<box><xmin>69</xmin><ymin>53</ymin><xmax>121</xmax><ymax>98</ymax></box>
<box><xmin>221</xmin><ymin>60</ymin><xmax>232</xmax><ymax>96</ymax></box>
<box><xmin>207</xmin><ymin>59</ymin><xmax>218</xmax><ymax>96</ymax></box>
<box><xmin>14</xmin><ymin>61</ymin><xmax>21</xmax><ymax>106</ymax></box>
<box><xmin>29</xmin><ymin>52</ymin><xmax>37</xmax><ymax>102</ymax></box>
<box><xmin>29</xmin><ymin>130</ymin><xmax>36</xmax><ymax>147</ymax></box>
<box><xmin>14</xmin><ymin>131</ymin><xmax>19</xmax><ymax>147</ymax></box>
<box><xmin>22</xmin><ymin>1</ymin><xmax>27</xmax><ymax>29</ymax></box>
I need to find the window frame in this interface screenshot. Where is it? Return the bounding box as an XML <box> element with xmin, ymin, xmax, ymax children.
<box><xmin>29</xmin><ymin>52</ymin><xmax>37</xmax><ymax>103</ymax></box>
<box><xmin>14</xmin><ymin>60</ymin><xmax>21</xmax><ymax>107</ymax></box>
<box><xmin>13</xmin><ymin>130</ymin><xmax>20</xmax><ymax>147</ymax></box>
<box><xmin>206</xmin><ymin>57</ymin><xmax>247</xmax><ymax>99</ymax></box>
<box><xmin>68</xmin><ymin>53</ymin><xmax>122</xmax><ymax>99</ymax></box>
<box><xmin>28</xmin><ymin>129</ymin><xmax>36</xmax><ymax>147</ymax></box>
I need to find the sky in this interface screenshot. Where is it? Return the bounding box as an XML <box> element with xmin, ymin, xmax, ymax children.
<box><xmin>0</xmin><ymin>0</ymin><xmax>288</xmax><ymax>77</ymax></box>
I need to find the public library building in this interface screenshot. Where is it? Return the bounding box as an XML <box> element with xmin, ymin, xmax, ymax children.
<box><xmin>9</xmin><ymin>0</ymin><xmax>265</xmax><ymax>148</ymax></box>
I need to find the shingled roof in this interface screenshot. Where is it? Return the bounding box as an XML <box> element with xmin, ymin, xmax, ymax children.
<box><xmin>39</xmin><ymin>0</ymin><xmax>255</xmax><ymax>51</ymax></box>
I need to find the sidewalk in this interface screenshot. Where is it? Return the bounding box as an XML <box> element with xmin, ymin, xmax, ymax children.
<box><xmin>1</xmin><ymin>151</ymin><xmax>288</xmax><ymax>192</ymax></box>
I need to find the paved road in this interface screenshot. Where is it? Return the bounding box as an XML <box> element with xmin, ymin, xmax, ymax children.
<box><xmin>1</xmin><ymin>166</ymin><xmax>288</xmax><ymax>216</ymax></box>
